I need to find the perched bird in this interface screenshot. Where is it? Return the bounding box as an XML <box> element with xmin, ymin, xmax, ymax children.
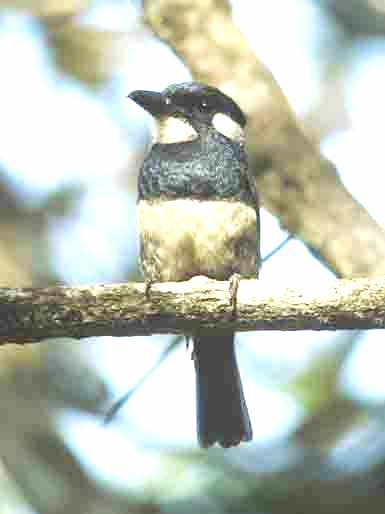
<box><xmin>128</xmin><ymin>82</ymin><xmax>260</xmax><ymax>448</ymax></box>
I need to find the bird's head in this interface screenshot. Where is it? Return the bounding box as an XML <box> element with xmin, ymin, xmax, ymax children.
<box><xmin>128</xmin><ymin>82</ymin><xmax>246</xmax><ymax>144</ymax></box>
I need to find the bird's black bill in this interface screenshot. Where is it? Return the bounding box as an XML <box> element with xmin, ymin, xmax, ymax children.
<box><xmin>128</xmin><ymin>90</ymin><xmax>172</xmax><ymax>117</ymax></box>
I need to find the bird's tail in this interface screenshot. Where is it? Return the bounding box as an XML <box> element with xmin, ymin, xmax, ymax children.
<box><xmin>193</xmin><ymin>332</ymin><xmax>252</xmax><ymax>448</ymax></box>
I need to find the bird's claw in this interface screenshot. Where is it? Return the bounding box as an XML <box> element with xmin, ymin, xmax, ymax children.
<box><xmin>229</xmin><ymin>273</ymin><xmax>240</xmax><ymax>316</ymax></box>
<box><xmin>144</xmin><ymin>280</ymin><xmax>153</xmax><ymax>299</ymax></box>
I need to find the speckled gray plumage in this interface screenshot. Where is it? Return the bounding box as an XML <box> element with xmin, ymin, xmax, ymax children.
<box><xmin>138</xmin><ymin>129</ymin><xmax>252</xmax><ymax>201</ymax></box>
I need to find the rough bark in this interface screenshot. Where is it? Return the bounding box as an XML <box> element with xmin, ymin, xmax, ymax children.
<box><xmin>1</xmin><ymin>277</ymin><xmax>385</xmax><ymax>344</ymax></box>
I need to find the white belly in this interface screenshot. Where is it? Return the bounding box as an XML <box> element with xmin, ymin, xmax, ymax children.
<box><xmin>138</xmin><ymin>198</ymin><xmax>259</xmax><ymax>282</ymax></box>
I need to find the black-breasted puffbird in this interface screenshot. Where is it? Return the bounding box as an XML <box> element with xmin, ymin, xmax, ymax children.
<box><xmin>129</xmin><ymin>82</ymin><xmax>260</xmax><ymax>448</ymax></box>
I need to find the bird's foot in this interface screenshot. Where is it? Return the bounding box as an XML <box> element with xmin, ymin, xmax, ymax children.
<box><xmin>144</xmin><ymin>279</ymin><xmax>153</xmax><ymax>299</ymax></box>
<box><xmin>229</xmin><ymin>273</ymin><xmax>240</xmax><ymax>316</ymax></box>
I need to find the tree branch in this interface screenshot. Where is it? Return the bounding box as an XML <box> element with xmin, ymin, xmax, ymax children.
<box><xmin>2</xmin><ymin>277</ymin><xmax>385</xmax><ymax>344</ymax></box>
<box><xmin>143</xmin><ymin>0</ymin><xmax>385</xmax><ymax>277</ymax></box>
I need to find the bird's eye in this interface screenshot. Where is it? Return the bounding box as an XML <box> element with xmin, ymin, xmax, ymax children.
<box><xmin>200</xmin><ymin>100</ymin><xmax>208</xmax><ymax>109</ymax></box>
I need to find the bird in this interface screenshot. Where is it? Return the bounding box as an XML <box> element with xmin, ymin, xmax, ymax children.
<box><xmin>128</xmin><ymin>82</ymin><xmax>260</xmax><ymax>448</ymax></box>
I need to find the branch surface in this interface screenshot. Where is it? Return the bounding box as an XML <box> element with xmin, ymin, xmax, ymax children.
<box><xmin>1</xmin><ymin>277</ymin><xmax>385</xmax><ymax>344</ymax></box>
<box><xmin>143</xmin><ymin>0</ymin><xmax>385</xmax><ymax>277</ymax></box>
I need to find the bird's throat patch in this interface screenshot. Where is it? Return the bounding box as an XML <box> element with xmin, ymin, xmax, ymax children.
<box><xmin>156</xmin><ymin>116</ymin><xmax>198</xmax><ymax>144</ymax></box>
<box><xmin>212</xmin><ymin>113</ymin><xmax>245</xmax><ymax>144</ymax></box>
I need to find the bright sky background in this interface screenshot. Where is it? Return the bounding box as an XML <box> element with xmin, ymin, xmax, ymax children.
<box><xmin>1</xmin><ymin>0</ymin><xmax>385</xmax><ymax>493</ymax></box>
